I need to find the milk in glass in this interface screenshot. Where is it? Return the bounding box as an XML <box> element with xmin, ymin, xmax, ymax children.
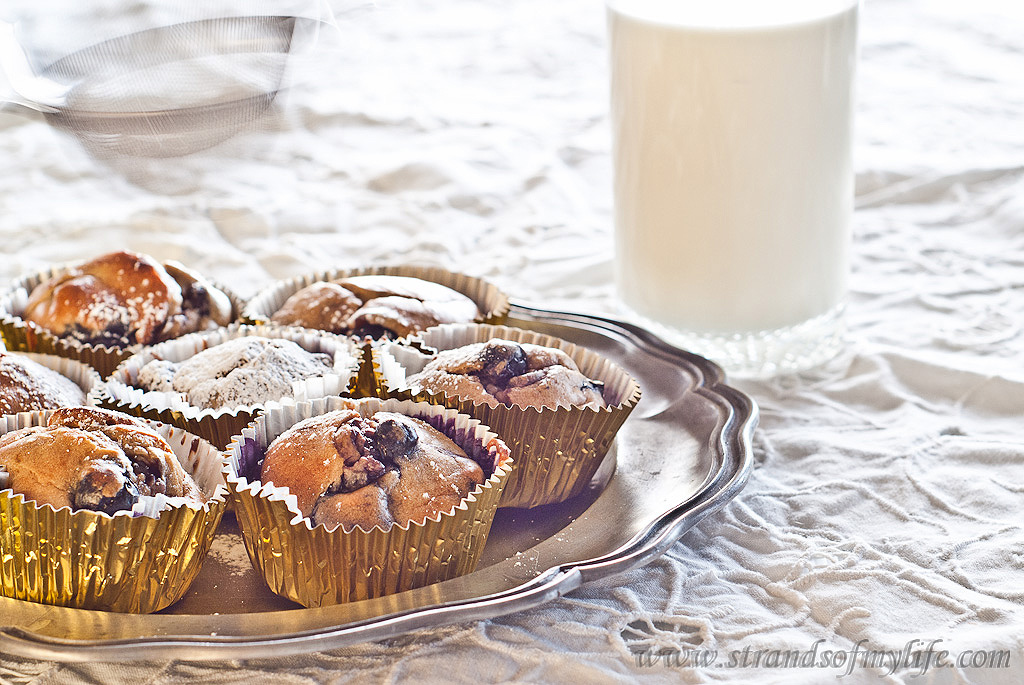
<box><xmin>608</xmin><ymin>0</ymin><xmax>858</xmax><ymax>375</ymax></box>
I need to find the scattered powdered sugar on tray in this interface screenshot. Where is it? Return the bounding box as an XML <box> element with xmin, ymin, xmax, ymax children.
<box><xmin>205</xmin><ymin>534</ymin><xmax>255</xmax><ymax>578</ymax></box>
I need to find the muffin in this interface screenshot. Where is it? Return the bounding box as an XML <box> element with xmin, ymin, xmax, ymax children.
<box><xmin>226</xmin><ymin>397</ymin><xmax>513</xmax><ymax>606</ymax></box>
<box><xmin>23</xmin><ymin>250</ymin><xmax>233</xmax><ymax>348</ymax></box>
<box><xmin>0</xmin><ymin>406</ymin><xmax>204</xmax><ymax>514</ymax></box>
<box><xmin>377</xmin><ymin>324</ymin><xmax>642</xmax><ymax>508</ymax></box>
<box><xmin>271</xmin><ymin>274</ymin><xmax>482</xmax><ymax>340</ymax></box>
<box><xmin>135</xmin><ymin>336</ymin><xmax>336</xmax><ymax>410</ymax></box>
<box><xmin>100</xmin><ymin>325</ymin><xmax>361</xmax><ymax>447</ymax></box>
<box><xmin>0</xmin><ymin>251</ymin><xmax>240</xmax><ymax>377</ymax></box>
<box><xmin>406</xmin><ymin>338</ymin><xmax>607</xmax><ymax>411</ymax></box>
<box><xmin>0</xmin><ymin>351</ymin><xmax>91</xmax><ymax>413</ymax></box>
<box><xmin>261</xmin><ymin>409</ymin><xmax>485</xmax><ymax>532</ymax></box>
<box><xmin>0</xmin><ymin>407</ymin><xmax>227</xmax><ymax>613</ymax></box>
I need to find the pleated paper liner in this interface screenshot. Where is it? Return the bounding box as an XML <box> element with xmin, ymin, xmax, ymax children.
<box><xmin>0</xmin><ymin>262</ymin><xmax>245</xmax><ymax>378</ymax></box>
<box><xmin>374</xmin><ymin>323</ymin><xmax>642</xmax><ymax>508</ymax></box>
<box><xmin>241</xmin><ymin>265</ymin><xmax>511</xmax><ymax>397</ymax></box>
<box><xmin>0</xmin><ymin>411</ymin><xmax>228</xmax><ymax>613</ymax></box>
<box><xmin>225</xmin><ymin>397</ymin><xmax>513</xmax><ymax>607</ymax></box>
<box><xmin>4</xmin><ymin>350</ymin><xmax>104</xmax><ymax>406</ymax></box>
<box><xmin>96</xmin><ymin>324</ymin><xmax>362</xmax><ymax>449</ymax></box>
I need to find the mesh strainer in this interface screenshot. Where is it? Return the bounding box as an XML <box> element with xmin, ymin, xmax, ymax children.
<box><xmin>0</xmin><ymin>11</ymin><xmax>332</xmax><ymax>158</ymax></box>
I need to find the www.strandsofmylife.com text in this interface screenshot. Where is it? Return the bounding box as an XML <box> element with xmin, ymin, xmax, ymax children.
<box><xmin>632</xmin><ymin>638</ymin><xmax>1012</xmax><ymax>677</ymax></box>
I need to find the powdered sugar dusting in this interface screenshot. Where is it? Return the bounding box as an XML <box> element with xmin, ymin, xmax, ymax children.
<box><xmin>0</xmin><ymin>353</ymin><xmax>87</xmax><ymax>412</ymax></box>
<box><xmin>137</xmin><ymin>336</ymin><xmax>334</xmax><ymax>409</ymax></box>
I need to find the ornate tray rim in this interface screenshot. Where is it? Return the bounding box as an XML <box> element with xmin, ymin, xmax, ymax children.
<box><xmin>0</xmin><ymin>302</ymin><xmax>757</xmax><ymax>662</ymax></box>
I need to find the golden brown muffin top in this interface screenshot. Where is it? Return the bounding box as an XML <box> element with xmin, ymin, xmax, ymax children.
<box><xmin>24</xmin><ymin>250</ymin><xmax>232</xmax><ymax>348</ymax></box>
<box><xmin>260</xmin><ymin>409</ymin><xmax>484</xmax><ymax>531</ymax></box>
<box><xmin>0</xmin><ymin>406</ymin><xmax>204</xmax><ymax>513</ymax></box>
<box><xmin>271</xmin><ymin>275</ymin><xmax>480</xmax><ymax>340</ymax></box>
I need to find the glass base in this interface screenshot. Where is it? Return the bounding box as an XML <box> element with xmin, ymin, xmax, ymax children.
<box><xmin>620</xmin><ymin>304</ymin><xmax>847</xmax><ymax>380</ymax></box>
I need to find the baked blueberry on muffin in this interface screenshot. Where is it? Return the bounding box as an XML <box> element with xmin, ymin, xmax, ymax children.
<box><xmin>259</xmin><ymin>408</ymin><xmax>485</xmax><ymax>531</ymax></box>
<box><xmin>271</xmin><ymin>275</ymin><xmax>480</xmax><ymax>340</ymax></box>
<box><xmin>23</xmin><ymin>250</ymin><xmax>233</xmax><ymax>348</ymax></box>
<box><xmin>0</xmin><ymin>352</ymin><xmax>87</xmax><ymax>413</ymax></box>
<box><xmin>0</xmin><ymin>406</ymin><xmax>205</xmax><ymax>514</ymax></box>
<box><xmin>406</xmin><ymin>338</ymin><xmax>606</xmax><ymax>410</ymax></box>
<box><xmin>135</xmin><ymin>336</ymin><xmax>336</xmax><ymax>410</ymax></box>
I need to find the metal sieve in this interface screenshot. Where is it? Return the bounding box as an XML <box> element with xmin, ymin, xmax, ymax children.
<box><xmin>0</xmin><ymin>14</ymin><xmax>328</xmax><ymax>158</ymax></box>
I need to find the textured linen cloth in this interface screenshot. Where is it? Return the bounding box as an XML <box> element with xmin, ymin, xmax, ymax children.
<box><xmin>1</xmin><ymin>0</ymin><xmax>1023</xmax><ymax>683</ymax></box>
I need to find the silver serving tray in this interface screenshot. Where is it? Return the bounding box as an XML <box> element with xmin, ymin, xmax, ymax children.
<box><xmin>0</xmin><ymin>303</ymin><xmax>757</xmax><ymax>662</ymax></box>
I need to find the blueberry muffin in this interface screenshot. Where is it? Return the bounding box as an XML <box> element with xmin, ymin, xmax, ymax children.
<box><xmin>0</xmin><ymin>406</ymin><xmax>204</xmax><ymax>514</ymax></box>
<box><xmin>380</xmin><ymin>324</ymin><xmax>641</xmax><ymax>508</ymax></box>
<box><xmin>226</xmin><ymin>397</ymin><xmax>512</xmax><ymax>605</ymax></box>
<box><xmin>135</xmin><ymin>336</ymin><xmax>336</xmax><ymax>410</ymax></box>
<box><xmin>23</xmin><ymin>250</ymin><xmax>233</xmax><ymax>348</ymax></box>
<box><xmin>406</xmin><ymin>338</ymin><xmax>606</xmax><ymax>410</ymax></box>
<box><xmin>0</xmin><ymin>352</ymin><xmax>88</xmax><ymax>413</ymax></box>
<box><xmin>271</xmin><ymin>274</ymin><xmax>480</xmax><ymax>340</ymax></box>
<box><xmin>260</xmin><ymin>408</ymin><xmax>484</xmax><ymax>531</ymax></box>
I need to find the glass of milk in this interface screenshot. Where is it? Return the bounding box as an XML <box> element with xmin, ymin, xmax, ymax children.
<box><xmin>607</xmin><ymin>0</ymin><xmax>859</xmax><ymax>378</ymax></box>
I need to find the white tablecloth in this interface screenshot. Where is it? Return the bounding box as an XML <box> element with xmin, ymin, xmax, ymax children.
<box><xmin>1</xmin><ymin>0</ymin><xmax>1022</xmax><ymax>682</ymax></box>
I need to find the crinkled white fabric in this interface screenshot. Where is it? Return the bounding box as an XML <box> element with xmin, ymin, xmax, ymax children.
<box><xmin>1</xmin><ymin>0</ymin><xmax>1023</xmax><ymax>683</ymax></box>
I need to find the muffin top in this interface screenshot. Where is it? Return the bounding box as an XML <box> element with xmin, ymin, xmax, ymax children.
<box><xmin>24</xmin><ymin>250</ymin><xmax>233</xmax><ymax>348</ymax></box>
<box><xmin>136</xmin><ymin>336</ymin><xmax>337</xmax><ymax>410</ymax></box>
<box><xmin>407</xmin><ymin>338</ymin><xmax>606</xmax><ymax>410</ymax></box>
<box><xmin>260</xmin><ymin>409</ymin><xmax>484</xmax><ymax>531</ymax></box>
<box><xmin>0</xmin><ymin>352</ymin><xmax>87</xmax><ymax>414</ymax></box>
<box><xmin>271</xmin><ymin>274</ymin><xmax>480</xmax><ymax>340</ymax></box>
<box><xmin>0</xmin><ymin>406</ymin><xmax>204</xmax><ymax>513</ymax></box>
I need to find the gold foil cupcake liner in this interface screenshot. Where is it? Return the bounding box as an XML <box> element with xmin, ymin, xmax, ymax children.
<box><xmin>0</xmin><ymin>411</ymin><xmax>228</xmax><ymax>613</ymax></box>
<box><xmin>0</xmin><ymin>262</ymin><xmax>245</xmax><ymax>378</ymax></box>
<box><xmin>375</xmin><ymin>323</ymin><xmax>642</xmax><ymax>508</ymax></box>
<box><xmin>241</xmin><ymin>265</ymin><xmax>511</xmax><ymax>398</ymax></box>
<box><xmin>225</xmin><ymin>397</ymin><xmax>513</xmax><ymax>607</ymax></box>
<box><xmin>97</xmin><ymin>323</ymin><xmax>362</xmax><ymax>449</ymax></box>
